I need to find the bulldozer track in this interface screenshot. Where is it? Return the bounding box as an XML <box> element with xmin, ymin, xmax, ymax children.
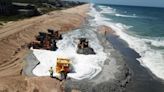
<box><xmin>0</xmin><ymin>58</ymin><xmax>20</xmax><ymax>71</ymax></box>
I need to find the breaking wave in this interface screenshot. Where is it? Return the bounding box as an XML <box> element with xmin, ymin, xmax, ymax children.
<box><xmin>115</xmin><ymin>14</ymin><xmax>138</xmax><ymax>18</ymax></box>
<box><xmin>99</xmin><ymin>5</ymin><xmax>116</xmax><ymax>14</ymax></box>
<box><xmin>91</xmin><ymin>4</ymin><xmax>164</xmax><ymax>80</ymax></box>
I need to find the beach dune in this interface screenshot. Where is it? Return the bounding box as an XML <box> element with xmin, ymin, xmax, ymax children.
<box><xmin>0</xmin><ymin>4</ymin><xmax>89</xmax><ymax>92</ymax></box>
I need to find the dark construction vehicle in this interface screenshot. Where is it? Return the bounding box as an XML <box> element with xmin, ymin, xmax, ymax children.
<box><xmin>28</xmin><ymin>29</ymin><xmax>62</xmax><ymax>51</ymax></box>
<box><xmin>77</xmin><ymin>38</ymin><xmax>96</xmax><ymax>55</ymax></box>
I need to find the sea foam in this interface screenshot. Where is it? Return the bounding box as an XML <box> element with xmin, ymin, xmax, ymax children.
<box><xmin>115</xmin><ymin>14</ymin><xmax>138</xmax><ymax>18</ymax></box>
<box><xmin>92</xmin><ymin>4</ymin><xmax>164</xmax><ymax>80</ymax></box>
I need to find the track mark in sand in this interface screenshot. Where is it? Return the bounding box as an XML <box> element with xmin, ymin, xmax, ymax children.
<box><xmin>0</xmin><ymin>58</ymin><xmax>20</xmax><ymax>71</ymax></box>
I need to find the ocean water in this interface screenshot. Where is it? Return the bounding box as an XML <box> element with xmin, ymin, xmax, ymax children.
<box><xmin>90</xmin><ymin>4</ymin><xmax>164</xmax><ymax>80</ymax></box>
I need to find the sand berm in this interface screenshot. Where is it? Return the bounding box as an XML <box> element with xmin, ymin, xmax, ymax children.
<box><xmin>0</xmin><ymin>4</ymin><xmax>89</xmax><ymax>92</ymax></box>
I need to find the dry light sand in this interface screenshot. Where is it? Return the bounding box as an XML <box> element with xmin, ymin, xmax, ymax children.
<box><xmin>0</xmin><ymin>4</ymin><xmax>89</xmax><ymax>92</ymax></box>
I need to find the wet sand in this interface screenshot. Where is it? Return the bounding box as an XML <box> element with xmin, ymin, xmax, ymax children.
<box><xmin>23</xmin><ymin>51</ymin><xmax>40</xmax><ymax>76</ymax></box>
<box><xmin>107</xmin><ymin>28</ymin><xmax>164</xmax><ymax>92</ymax></box>
<box><xmin>64</xmin><ymin>25</ymin><xmax>131</xmax><ymax>92</ymax></box>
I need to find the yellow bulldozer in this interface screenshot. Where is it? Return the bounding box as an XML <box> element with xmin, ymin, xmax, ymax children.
<box><xmin>55</xmin><ymin>58</ymin><xmax>71</xmax><ymax>80</ymax></box>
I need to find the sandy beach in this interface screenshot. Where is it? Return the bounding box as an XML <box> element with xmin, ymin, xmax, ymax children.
<box><xmin>1</xmin><ymin>1</ymin><xmax>164</xmax><ymax>92</ymax></box>
<box><xmin>0</xmin><ymin>3</ymin><xmax>132</xmax><ymax>92</ymax></box>
<box><xmin>62</xmin><ymin>25</ymin><xmax>131</xmax><ymax>92</ymax></box>
<box><xmin>0</xmin><ymin>4</ymin><xmax>89</xmax><ymax>92</ymax></box>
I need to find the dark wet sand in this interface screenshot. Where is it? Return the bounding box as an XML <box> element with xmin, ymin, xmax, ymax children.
<box><xmin>107</xmin><ymin>34</ymin><xmax>164</xmax><ymax>92</ymax></box>
<box><xmin>23</xmin><ymin>50</ymin><xmax>39</xmax><ymax>76</ymax></box>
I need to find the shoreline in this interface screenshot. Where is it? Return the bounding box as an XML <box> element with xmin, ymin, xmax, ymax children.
<box><xmin>21</xmin><ymin>3</ymin><xmax>164</xmax><ymax>92</ymax></box>
<box><xmin>0</xmin><ymin>3</ymin><xmax>134</xmax><ymax>92</ymax></box>
<box><xmin>90</xmin><ymin>3</ymin><xmax>164</xmax><ymax>92</ymax></box>
<box><xmin>106</xmin><ymin>26</ymin><xmax>164</xmax><ymax>92</ymax></box>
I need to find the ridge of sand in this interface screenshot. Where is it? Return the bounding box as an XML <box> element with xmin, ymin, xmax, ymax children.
<box><xmin>0</xmin><ymin>4</ymin><xmax>89</xmax><ymax>92</ymax></box>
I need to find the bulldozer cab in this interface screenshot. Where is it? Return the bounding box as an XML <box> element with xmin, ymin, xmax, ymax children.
<box><xmin>55</xmin><ymin>58</ymin><xmax>70</xmax><ymax>74</ymax></box>
<box><xmin>47</xmin><ymin>29</ymin><xmax>62</xmax><ymax>40</ymax></box>
<box><xmin>78</xmin><ymin>38</ymin><xmax>89</xmax><ymax>49</ymax></box>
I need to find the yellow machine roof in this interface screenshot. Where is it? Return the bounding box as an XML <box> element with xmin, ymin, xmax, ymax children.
<box><xmin>57</xmin><ymin>58</ymin><xmax>70</xmax><ymax>64</ymax></box>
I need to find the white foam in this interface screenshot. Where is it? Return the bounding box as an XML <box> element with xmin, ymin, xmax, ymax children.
<box><xmin>99</xmin><ymin>6</ymin><xmax>116</xmax><ymax>14</ymax></box>
<box><xmin>32</xmin><ymin>29</ymin><xmax>107</xmax><ymax>80</ymax></box>
<box><xmin>110</xmin><ymin>23</ymin><xmax>164</xmax><ymax>80</ymax></box>
<box><xmin>143</xmin><ymin>38</ymin><xmax>164</xmax><ymax>47</ymax></box>
<box><xmin>92</xmin><ymin>5</ymin><xmax>164</xmax><ymax>80</ymax></box>
<box><xmin>115</xmin><ymin>14</ymin><xmax>138</xmax><ymax>18</ymax></box>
